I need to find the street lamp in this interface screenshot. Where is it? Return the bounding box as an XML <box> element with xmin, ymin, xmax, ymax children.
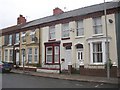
<box><xmin>104</xmin><ymin>0</ymin><xmax>110</xmax><ymax>79</ymax></box>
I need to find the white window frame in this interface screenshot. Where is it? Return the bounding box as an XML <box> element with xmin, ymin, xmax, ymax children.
<box><xmin>28</xmin><ymin>48</ymin><xmax>32</xmax><ymax>63</ymax></box>
<box><xmin>49</xmin><ymin>26</ymin><xmax>55</xmax><ymax>40</ymax></box>
<box><xmin>93</xmin><ymin>42</ymin><xmax>103</xmax><ymax>63</ymax></box>
<box><xmin>77</xmin><ymin>49</ymin><xmax>83</xmax><ymax>64</ymax></box>
<box><xmin>34</xmin><ymin>48</ymin><xmax>38</xmax><ymax>63</ymax></box>
<box><xmin>93</xmin><ymin>17</ymin><xmax>102</xmax><ymax>35</ymax></box>
<box><xmin>46</xmin><ymin>46</ymin><xmax>53</xmax><ymax>63</ymax></box>
<box><xmin>88</xmin><ymin>38</ymin><xmax>110</xmax><ymax>65</ymax></box>
<box><xmin>62</xmin><ymin>23</ymin><xmax>69</xmax><ymax>38</ymax></box>
<box><xmin>76</xmin><ymin>20</ymin><xmax>84</xmax><ymax>36</ymax></box>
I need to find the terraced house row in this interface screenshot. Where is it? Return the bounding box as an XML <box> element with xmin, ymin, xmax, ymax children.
<box><xmin>0</xmin><ymin>2</ymin><xmax>120</xmax><ymax>77</ymax></box>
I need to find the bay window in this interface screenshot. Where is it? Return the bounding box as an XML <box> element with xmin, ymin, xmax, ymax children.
<box><xmin>45</xmin><ymin>43</ymin><xmax>60</xmax><ymax>64</ymax></box>
<box><xmin>88</xmin><ymin>38</ymin><xmax>110</xmax><ymax>64</ymax></box>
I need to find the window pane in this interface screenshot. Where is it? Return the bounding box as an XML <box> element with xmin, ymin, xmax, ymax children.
<box><xmin>47</xmin><ymin>55</ymin><xmax>52</xmax><ymax>63</ymax></box>
<box><xmin>15</xmin><ymin>33</ymin><xmax>19</xmax><ymax>43</ymax></box>
<box><xmin>46</xmin><ymin>47</ymin><xmax>53</xmax><ymax>63</ymax></box>
<box><xmin>62</xmin><ymin>23</ymin><xmax>69</xmax><ymax>37</ymax></box>
<box><xmin>76</xmin><ymin>20</ymin><xmax>84</xmax><ymax>36</ymax></box>
<box><xmin>28</xmin><ymin>48</ymin><xmax>32</xmax><ymax>63</ymax></box>
<box><xmin>49</xmin><ymin>26</ymin><xmax>55</xmax><ymax>39</ymax></box>
<box><xmin>54</xmin><ymin>46</ymin><xmax>59</xmax><ymax>63</ymax></box>
<box><xmin>10</xmin><ymin>50</ymin><xmax>13</xmax><ymax>61</ymax></box>
<box><xmin>93</xmin><ymin>42</ymin><xmax>103</xmax><ymax>63</ymax></box>
<box><xmin>9</xmin><ymin>35</ymin><xmax>12</xmax><ymax>45</ymax></box>
<box><xmin>93</xmin><ymin>17</ymin><xmax>102</xmax><ymax>34</ymax></box>
<box><xmin>34</xmin><ymin>48</ymin><xmax>38</xmax><ymax>63</ymax></box>
<box><xmin>47</xmin><ymin>47</ymin><xmax>52</xmax><ymax>54</ymax></box>
<box><xmin>5</xmin><ymin>50</ymin><xmax>8</xmax><ymax>61</ymax></box>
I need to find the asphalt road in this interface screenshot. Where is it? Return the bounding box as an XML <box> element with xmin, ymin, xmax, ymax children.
<box><xmin>1</xmin><ymin>73</ymin><xmax>118</xmax><ymax>88</ymax></box>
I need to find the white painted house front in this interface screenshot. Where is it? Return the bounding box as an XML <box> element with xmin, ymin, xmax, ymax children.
<box><xmin>21</xmin><ymin>2</ymin><xmax>119</xmax><ymax>77</ymax></box>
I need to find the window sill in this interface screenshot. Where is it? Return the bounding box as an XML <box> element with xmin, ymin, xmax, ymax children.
<box><xmin>22</xmin><ymin>42</ymin><xmax>26</xmax><ymax>45</ymax></box>
<box><xmin>48</xmin><ymin>39</ymin><xmax>56</xmax><ymax>42</ymax></box>
<box><xmin>30</xmin><ymin>41</ymin><xmax>35</xmax><ymax>43</ymax></box>
<box><xmin>14</xmin><ymin>43</ymin><xmax>19</xmax><ymax>45</ymax></box>
<box><xmin>7</xmin><ymin>44</ymin><xmax>12</xmax><ymax>46</ymax></box>
<box><xmin>75</xmin><ymin>36</ymin><xmax>85</xmax><ymax>39</ymax></box>
<box><xmin>61</xmin><ymin>37</ymin><xmax>70</xmax><ymax>40</ymax></box>
<box><xmin>92</xmin><ymin>34</ymin><xmax>104</xmax><ymax>37</ymax></box>
<box><xmin>89</xmin><ymin>63</ymin><xmax>104</xmax><ymax>66</ymax></box>
<box><xmin>45</xmin><ymin>63</ymin><xmax>60</xmax><ymax>65</ymax></box>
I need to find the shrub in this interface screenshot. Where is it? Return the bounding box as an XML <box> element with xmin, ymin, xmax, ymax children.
<box><xmin>105</xmin><ymin>59</ymin><xmax>113</xmax><ymax>69</ymax></box>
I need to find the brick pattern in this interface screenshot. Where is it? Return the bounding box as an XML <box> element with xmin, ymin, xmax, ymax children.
<box><xmin>79</xmin><ymin>66</ymin><xmax>117</xmax><ymax>77</ymax></box>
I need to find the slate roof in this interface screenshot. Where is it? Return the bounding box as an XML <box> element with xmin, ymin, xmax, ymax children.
<box><xmin>22</xmin><ymin>2</ymin><xmax>119</xmax><ymax>29</ymax></box>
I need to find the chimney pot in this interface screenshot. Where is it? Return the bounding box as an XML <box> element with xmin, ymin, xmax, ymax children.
<box><xmin>53</xmin><ymin>7</ymin><xmax>64</xmax><ymax>15</ymax></box>
<box><xmin>17</xmin><ymin>14</ymin><xmax>26</xmax><ymax>24</ymax></box>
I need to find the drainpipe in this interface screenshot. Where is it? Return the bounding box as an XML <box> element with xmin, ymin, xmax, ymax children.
<box><xmin>104</xmin><ymin>0</ymin><xmax>110</xmax><ymax>79</ymax></box>
<box><xmin>39</xmin><ymin>27</ymin><xmax>41</xmax><ymax>66</ymax></box>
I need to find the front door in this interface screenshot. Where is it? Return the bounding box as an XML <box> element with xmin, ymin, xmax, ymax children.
<box><xmin>62</xmin><ymin>49</ymin><xmax>72</xmax><ymax>70</ymax></box>
<box><xmin>16</xmin><ymin>52</ymin><xmax>19</xmax><ymax>65</ymax></box>
<box><xmin>76</xmin><ymin>49</ymin><xmax>83</xmax><ymax>68</ymax></box>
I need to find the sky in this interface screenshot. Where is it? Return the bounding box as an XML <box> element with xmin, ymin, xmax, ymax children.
<box><xmin>0</xmin><ymin>0</ymin><xmax>113</xmax><ymax>29</ymax></box>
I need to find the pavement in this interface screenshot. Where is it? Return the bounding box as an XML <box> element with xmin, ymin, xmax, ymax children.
<box><xmin>11</xmin><ymin>69</ymin><xmax>119</xmax><ymax>85</ymax></box>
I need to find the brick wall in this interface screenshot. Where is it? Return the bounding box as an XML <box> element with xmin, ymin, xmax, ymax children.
<box><xmin>79</xmin><ymin>66</ymin><xmax>117</xmax><ymax>77</ymax></box>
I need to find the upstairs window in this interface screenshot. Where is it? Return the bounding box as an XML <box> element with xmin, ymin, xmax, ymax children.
<box><xmin>49</xmin><ymin>26</ymin><xmax>55</xmax><ymax>40</ymax></box>
<box><xmin>15</xmin><ymin>33</ymin><xmax>20</xmax><ymax>44</ymax></box>
<box><xmin>62</xmin><ymin>23</ymin><xmax>69</xmax><ymax>38</ymax></box>
<box><xmin>9</xmin><ymin>35</ymin><xmax>12</xmax><ymax>45</ymax></box>
<box><xmin>76</xmin><ymin>20</ymin><xmax>84</xmax><ymax>36</ymax></box>
<box><xmin>21</xmin><ymin>32</ymin><xmax>26</xmax><ymax>42</ymax></box>
<box><xmin>4</xmin><ymin>35</ymin><xmax>8</xmax><ymax>45</ymax></box>
<box><xmin>30</xmin><ymin>30</ymin><xmax>36</xmax><ymax>42</ymax></box>
<box><xmin>93</xmin><ymin>17</ymin><xmax>102</xmax><ymax>34</ymax></box>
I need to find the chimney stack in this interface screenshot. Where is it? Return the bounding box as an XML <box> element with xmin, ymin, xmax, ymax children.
<box><xmin>17</xmin><ymin>15</ymin><xmax>26</xmax><ymax>24</ymax></box>
<box><xmin>53</xmin><ymin>7</ymin><xmax>64</xmax><ymax>15</ymax></box>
